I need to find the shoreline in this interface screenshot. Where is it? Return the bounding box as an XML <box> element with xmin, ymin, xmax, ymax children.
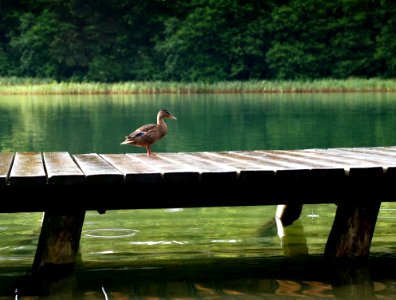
<box><xmin>1</xmin><ymin>78</ymin><xmax>396</xmax><ymax>95</ymax></box>
<box><xmin>2</xmin><ymin>90</ymin><xmax>396</xmax><ymax>95</ymax></box>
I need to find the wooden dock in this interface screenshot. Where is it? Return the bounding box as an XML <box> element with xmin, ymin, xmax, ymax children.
<box><xmin>1</xmin><ymin>146</ymin><xmax>396</xmax><ymax>274</ymax></box>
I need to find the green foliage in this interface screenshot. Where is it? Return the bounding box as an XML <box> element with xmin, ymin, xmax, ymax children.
<box><xmin>374</xmin><ymin>1</ymin><xmax>396</xmax><ymax>77</ymax></box>
<box><xmin>0</xmin><ymin>47</ymin><xmax>11</xmax><ymax>76</ymax></box>
<box><xmin>0</xmin><ymin>0</ymin><xmax>395</xmax><ymax>81</ymax></box>
<box><xmin>9</xmin><ymin>10</ymin><xmax>59</xmax><ymax>77</ymax></box>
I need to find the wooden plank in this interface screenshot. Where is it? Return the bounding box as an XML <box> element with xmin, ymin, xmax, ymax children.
<box><xmin>199</xmin><ymin>152</ymin><xmax>276</xmax><ymax>170</ymax></box>
<box><xmin>275</xmin><ymin>150</ymin><xmax>349</xmax><ymax>168</ymax></box>
<box><xmin>73</xmin><ymin>153</ymin><xmax>123</xmax><ymax>184</ymax></box>
<box><xmin>339</xmin><ymin>147</ymin><xmax>396</xmax><ymax>158</ymax></box>
<box><xmin>159</xmin><ymin>152</ymin><xmax>234</xmax><ymax>172</ymax></box>
<box><xmin>376</xmin><ymin>146</ymin><xmax>396</xmax><ymax>155</ymax></box>
<box><xmin>43</xmin><ymin>152</ymin><xmax>85</xmax><ymax>185</ymax></box>
<box><xmin>328</xmin><ymin>148</ymin><xmax>396</xmax><ymax>167</ymax></box>
<box><xmin>235</xmin><ymin>151</ymin><xmax>310</xmax><ymax>169</ymax></box>
<box><xmin>209</xmin><ymin>151</ymin><xmax>284</xmax><ymax>169</ymax></box>
<box><xmin>125</xmin><ymin>153</ymin><xmax>200</xmax><ymax>183</ymax></box>
<box><xmin>278</xmin><ymin>149</ymin><xmax>387</xmax><ymax>180</ymax></box>
<box><xmin>319</xmin><ymin>149</ymin><xmax>389</xmax><ymax>168</ymax></box>
<box><xmin>298</xmin><ymin>149</ymin><xmax>365</xmax><ymax>167</ymax></box>
<box><xmin>123</xmin><ymin>152</ymin><xmax>239</xmax><ymax>183</ymax></box>
<box><xmin>194</xmin><ymin>152</ymin><xmax>275</xmax><ymax>183</ymax></box>
<box><xmin>0</xmin><ymin>152</ymin><xmax>14</xmax><ymax>187</ymax></box>
<box><xmin>260</xmin><ymin>150</ymin><xmax>339</xmax><ymax>168</ymax></box>
<box><xmin>101</xmin><ymin>154</ymin><xmax>162</xmax><ymax>184</ymax></box>
<box><xmin>163</xmin><ymin>152</ymin><xmax>238</xmax><ymax>183</ymax></box>
<box><xmin>9</xmin><ymin>152</ymin><xmax>46</xmax><ymax>186</ymax></box>
<box><xmin>301</xmin><ymin>149</ymin><xmax>386</xmax><ymax>174</ymax></box>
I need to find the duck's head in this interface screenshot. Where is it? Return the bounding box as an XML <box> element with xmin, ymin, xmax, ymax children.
<box><xmin>158</xmin><ymin>109</ymin><xmax>177</xmax><ymax>121</ymax></box>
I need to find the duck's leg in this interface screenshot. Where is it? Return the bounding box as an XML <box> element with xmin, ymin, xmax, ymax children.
<box><xmin>146</xmin><ymin>146</ymin><xmax>152</xmax><ymax>156</ymax></box>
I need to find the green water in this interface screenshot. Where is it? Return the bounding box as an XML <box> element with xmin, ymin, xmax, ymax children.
<box><xmin>1</xmin><ymin>93</ymin><xmax>396</xmax><ymax>298</ymax></box>
<box><xmin>2</xmin><ymin>93</ymin><xmax>396</xmax><ymax>153</ymax></box>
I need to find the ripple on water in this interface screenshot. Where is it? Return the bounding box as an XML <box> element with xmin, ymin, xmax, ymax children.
<box><xmin>83</xmin><ymin>228</ymin><xmax>139</xmax><ymax>239</ymax></box>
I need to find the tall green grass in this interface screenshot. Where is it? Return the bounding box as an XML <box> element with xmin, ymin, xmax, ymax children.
<box><xmin>1</xmin><ymin>77</ymin><xmax>396</xmax><ymax>94</ymax></box>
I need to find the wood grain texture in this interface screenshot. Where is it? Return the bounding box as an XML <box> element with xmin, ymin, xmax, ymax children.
<box><xmin>43</xmin><ymin>152</ymin><xmax>85</xmax><ymax>185</ymax></box>
<box><xmin>9</xmin><ymin>152</ymin><xmax>46</xmax><ymax>186</ymax></box>
<box><xmin>73</xmin><ymin>153</ymin><xmax>123</xmax><ymax>184</ymax></box>
<box><xmin>0</xmin><ymin>147</ymin><xmax>395</xmax><ymax>208</ymax></box>
<box><xmin>0</xmin><ymin>152</ymin><xmax>14</xmax><ymax>187</ymax></box>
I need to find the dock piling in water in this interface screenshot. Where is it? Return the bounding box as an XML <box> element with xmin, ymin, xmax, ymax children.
<box><xmin>32</xmin><ymin>211</ymin><xmax>86</xmax><ymax>275</ymax></box>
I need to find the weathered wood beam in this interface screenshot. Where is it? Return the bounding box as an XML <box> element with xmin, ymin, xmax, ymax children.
<box><xmin>9</xmin><ymin>152</ymin><xmax>46</xmax><ymax>186</ymax></box>
<box><xmin>32</xmin><ymin>153</ymin><xmax>87</xmax><ymax>275</ymax></box>
<box><xmin>0</xmin><ymin>152</ymin><xmax>14</xmax><ymax>187</ymax></box>
<box><xmin>275</xmin><ymin>204</ymin><xmax>303</xmax><ymax>226</ymax></box>
<box><xmin>324</xmin><ymin>167</ymin><xmax>383</xmax><ymax>261</ymax></box>
<box><xmin>32</xmin><ymin>210</ymin><xmax>85</xmax><ymax>275</ymax></box>
<box><xmin>324</xmin><ymin>200</ymin><xmax>381</xmax><ymax>261</ymax></box>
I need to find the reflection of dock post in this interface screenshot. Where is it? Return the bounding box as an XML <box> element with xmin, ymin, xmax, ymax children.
<box><xmin>32</xmin><ymin>211</ymin><xmax>86</xmax><ymax>275</ymax></box>
<box><xmin>332</xmin><ymin>266</ymin><xmax>376</xmax><ymax>299</ymax></box>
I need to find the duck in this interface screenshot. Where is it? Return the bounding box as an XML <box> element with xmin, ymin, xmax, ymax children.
<box><xmin>121</xmin><ymin>109</ymin><xmax>177</xmax><ymax>156</ymax></box>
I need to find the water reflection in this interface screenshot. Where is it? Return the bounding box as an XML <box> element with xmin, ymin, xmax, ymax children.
<box><xmin>6</xmin><ymin>257</ymin><xmax>396</xmax><ymax>299</ymax></box>
<box><xmin>332</xmin><ymin>266</ymin><xmax>376</xmax><ymax>299</ymax></box>
<box><xmin>277</xmin><ymin>220</ymin><xmax>309</xmax><ymax>257</ymax></box>
<box><xmin>2</xmin><ymin>93</ymin><xmax>396</xmax><ymax>154</ymax></box>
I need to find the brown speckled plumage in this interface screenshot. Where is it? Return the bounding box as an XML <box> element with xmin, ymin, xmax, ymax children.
<box><xmin>121</xmin><ymin>109</ymin><xmax>176</xmax><ymax>156</ymax></box>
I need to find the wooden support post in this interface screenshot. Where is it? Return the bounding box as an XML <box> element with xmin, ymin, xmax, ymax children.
<box><xmin>32</xmin><ymin>211</ymin><xmax>86</xmax><ymax>275</ymax></box>
<box><xmin>275</xmin><ymin>204</ymin><xmax>303</xmax><ymax>226</ymax></box>
<box><xmin>275</xmin><ymin>204</ymin><xmax>307</xmax><ymax>256</ymax></box>
<box><xmin>324</xmin><ymin>200</ymin><xmax>381</xmax><ymax>262</ymax></box>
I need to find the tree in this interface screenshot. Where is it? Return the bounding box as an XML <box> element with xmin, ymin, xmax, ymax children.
<box><xmin>9</xmin><ymin>10</ymin><xmax>59</xmax><ymax>77</ymax></box>
<box><xmin>1</xmin><ymin>0</ymin><xmax>395</xmax><ymax>81</ymax></box>
<box><xmin>328</xmin><ymin>0</ymin><xmax>380</xmax><ymax>78</ymax></box>
<box><xmin>266</xmin><ymin>0</ymin><xmax>338</xmax><ymax>79</ymax></box>
<box><xmin>158</xmin><ymin>0</ymin><xmax>271</xmax><ymax>81</ymax></box>
<box><xmin>374</xmin><ymin>0</ymin><xmax>396</xmax><ymax>77</ymax></box>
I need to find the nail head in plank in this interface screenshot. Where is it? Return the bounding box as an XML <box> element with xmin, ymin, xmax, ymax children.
<box><xmin>73</xmin><ymin>153</ymin><xmax>123</xmax><ymax>184</ymax></box>
<box><xmin>9</xmin><ymin>152</ymin><xmax>46</xmax><ymax>186</ymax></box>
<box><xmin>0</xmin><ymin>153</ymin><xmax>14</xmax><ymax>187</ymax></box>
<box><xmin>43</xmin><ymin>152</ymin><xmax>85</xmax><ymax>185</ymax></box>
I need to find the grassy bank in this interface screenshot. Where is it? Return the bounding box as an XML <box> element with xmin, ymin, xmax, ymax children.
<box><xmin>1</xmin><ymin>77</ymin><xmax>396</xmax><ymax>94</ymax></box>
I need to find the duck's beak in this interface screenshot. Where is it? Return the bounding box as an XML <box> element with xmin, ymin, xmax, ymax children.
<box><xmin>169</xmin><ymin>115</ymin><xmax>177</xmax><ymax>120</ymax></box>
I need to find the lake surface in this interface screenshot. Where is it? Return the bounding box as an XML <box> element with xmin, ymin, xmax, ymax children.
<box><xmin>0</xmin><ymin>93</ymin><xmax>396</xmax><ymax>298</ymax></box>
